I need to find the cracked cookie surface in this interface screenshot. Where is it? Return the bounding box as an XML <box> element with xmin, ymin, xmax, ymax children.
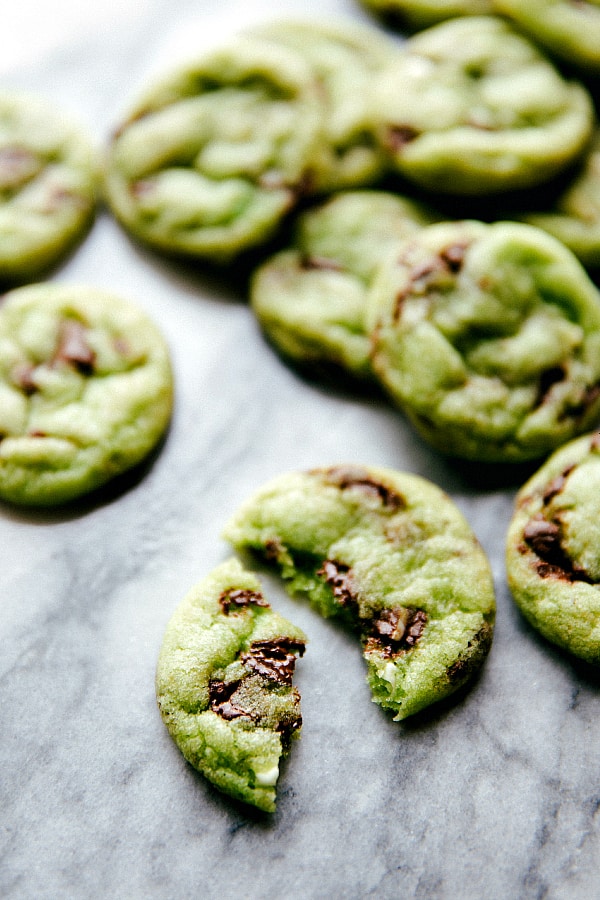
<box><xmin>369</xmin><ymin>220</ymin><xmax>600</xmax><ymax>462</ymax></box>
<box><xmin>506</xmin><ymin>432</ymin><xmax>600</xmax><ymax>663</ymax></box>
<box><xmin>223</xmin><ymin>464</ymin><xmax>495</xmax><ymax>720</ymax></box>
<box><xmin>156</xmin><ymin>558</ymin><xmax>306</xmax><ymax>812</ymax></box>
<box><xmin>0</xmin><ymin>283</ymin><xmax>173</xmax><ymax>505</ymax></box>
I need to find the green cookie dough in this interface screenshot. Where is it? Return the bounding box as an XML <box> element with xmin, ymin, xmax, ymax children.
<box><xmin>104</xmin><ymin>36</ymin><xmax>323</xmax><ymax>263</ymax></box>
<box><xmin>251</xmin><ymin>190</ymin><xmax>436</xmax><ymax>379</ymax></box>
<box><xmin>250</xmin><ymin>19</ymin><xmax>396</xmax><ymax>192</ymax></box>
<box><xmin>0</xmin><ymin>283</ymin><xmax>173</xmax><ymax>506</ymax></box>
<box><xmin>359</xmin><ymin>0</ymin><xmax>493</xmax><ymax>30</ymax></box>
<box><xmin>224</xmin><ymin>464</ymin><xmax>495</xmax><ymax>720</ymax></box>
<box><xmin>506</xmin><ymin>431</ymin><xmax>600</xmax><ymax>663</ymax></box>
<box><xmin>493</xmin><ymin>0</ymin><xmax>600</xmax><ymax>73</ymax></box>
<box><xmin>518</xmin><ymin>129</ymin><xmax>600</xmax><ymax>270</ymax></box>
<box><xmin>369</xmin><ymin>220</ymin><xmax>600</xmax><ymax>462</ymax></box>
<box><xmin>0</xmin><ymin>91</ymin><xmax>97</xmax><ymax>282</ymax></box>
<box><xmin>156</xmin><ymin>558</ymin><xmax>306</xmax><ymax>812</ymax></box>
<box><xmin>372</xmin><ymin>16</ymin><xmax>594</xmax><ymax>194</ymax></box>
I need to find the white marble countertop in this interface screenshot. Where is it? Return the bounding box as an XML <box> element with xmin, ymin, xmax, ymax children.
<box><xmin>2</xmin><ymin>2</ymin><xmax>600</xmax><ymax>898</ymax></box>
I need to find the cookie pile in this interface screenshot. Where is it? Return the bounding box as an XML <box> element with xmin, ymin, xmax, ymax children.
<box><xmin>3</xmin><ymin>9</ymin><xmax>600</xmax><ymax>813</ymax></box>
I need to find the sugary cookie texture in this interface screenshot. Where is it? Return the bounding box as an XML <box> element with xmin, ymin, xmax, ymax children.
<box><xmin>0</xmin><ymin>91</ymin><xmax>97</xmax><ymax>282</ymax></box>
<box><xmin>359</xmin><ymin>0</ymin><xmax>493</xmax><ymax>30</ymax></box>
<box><xmin>506</xmin><ymin>432</ymin><xmax>600</xmax><ymax>663</ymax></box>
<box><xmin>372</xmin><ymin>16</ymin><xmax>593</xmax><ymax>194</ymax></box>
<box><xmin>369</xmin><ymin>220</ymin><xmax>600</xmax><ymax>462</ymax></box>
<box><xmin>156</xmin><ymin>558</ymin><xmax>306</xmax><ymax>812</ymax></box>
<box><xmin>251</xmin><ymin>190</ymin><xmax>436</xmax><ymax>379</ymax></box>
<box><xmin>224</xmin><ymin>465</ymin><xmax>495</xmax><ymax>720</ymax></box>
<box><xmin>104</xmin><ymin>36</ymin><xmax>322</xmax><ymax>263</ymax></box>
<box><xmin>493</xmin><ymin>0</ymin><xmax>600</xmax><ymax>73</ymax></box>
<box><xmin>0</xmin><ymin>283</ymin><xmax>173</xmax><ymax>506</ymax></box>
<box><xmin>249</xmin><ymin>19</ymin><xmax>396</xmax><ymax>192</ymax></box>
<box><xmin>519</xmin><ymin>128</ymin><xmax>600</xmax><ymax>270</ymax></box>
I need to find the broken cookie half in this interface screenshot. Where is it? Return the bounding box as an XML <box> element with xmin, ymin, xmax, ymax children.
<box><xmin>223</xmin><ymin>464</ymin><xmax>496</xmax><ymax>722</ymax></box>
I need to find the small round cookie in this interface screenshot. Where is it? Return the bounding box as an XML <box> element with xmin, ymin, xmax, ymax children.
<box><xmin>372</xmin><ymin>16</ymin><xmax>594</xmax><ymax>194</ymax></box>
<box><xmin>250</xmin><ymin>19</ymin><xmax>396</xmax><ymax>192</ymax></box>
<box><xmin>104</xmin><ymin>36</ymin><xmax>323</xmax><ymax>263</ymax></box>
<box><xmin>493</xmin><ymin>0</ymin><xmax>600</xmax><ymax>74</ymax></box>
<box><xmin>359</xmin><ymin>0</ymin><xmax>494</xmax><ymax>31</ymax></box>
<box><xmin>0</xmin><ymin>283</ymin><xmax>173</xmax><ymax>506</ymax></box>
<box><xmin>224</xmin><ymin>464</ymin><xmax>495</xmax><ymax>721</ymax></box>
<box><xmin>518</xmin><ymin>128</ymin><xmax>600</xmax><ymax>270</ymax></box>
<box><xmin>0</xmin><ymin>91</ymin><xmax>97</xmax><ymax>282</ymax></box>
<box><xmin>251</xmin><ymin>191</ymin><xmax>436</xmax><ymax>379</ymax></box>
<box><xmin>369</xmin><ymin>220</ymin><xmax>600</xmax><ymax>462</ymax></box>
<box><xmin>506</xmin><ymin>431</ymin><xmax>600</xmax><ymax>663</ymax></box>
<box><xmin>156</xmin><ymin>558</ymin><xmax>306</xmax><ymax>813</ymax></box>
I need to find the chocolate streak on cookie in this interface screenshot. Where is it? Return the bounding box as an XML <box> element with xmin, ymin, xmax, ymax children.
<box><xmin>446</xmin><ymin>621</ymin><xmax>493</xmax><ymax>684</ymax></box>
<box><xmin>319</xmin><ymin>465</ymin><xmax>406</xmax><ymax>510</ymax></box>
<box><xmin>54</xmin><ymin>320</ymin><xmax>95</xmax><ymax>374</ymax></box>
<box><xmin>208</xmin><ymin>678</ymin><xmax>253</xmax><ymax>721</ymax></box>
<box><xmin>219</xmin><ymin>588</ymin><xmax>269</xmax><ymax>615</ymax></box>
<box><xmin>364</xmin><ymin>606</ymin><xmax>427</xmax><ymax>658</ymax></box>
<box><xmin>241</xmin><ymin>638</ymin><xmax>305</xmax><ymax>686</ymax></box>
<box><xmin>523</xmin><ymin>513</ymin><xmax>594</xmax><ymax>583</ymax></box>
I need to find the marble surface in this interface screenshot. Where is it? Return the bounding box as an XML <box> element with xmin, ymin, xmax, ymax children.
<box><xmin>2</xmin><ymin>2</ymin><xmax>600</xmax><ymax>898</ymax></box>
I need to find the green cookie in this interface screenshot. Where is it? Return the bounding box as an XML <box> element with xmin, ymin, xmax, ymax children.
<box><xmin>493</xmin><ymin>0</ymin><xmax>600</xmax><ymax>73</ymax></box>
<box><xmin>104</xmin><ymin>36</ymin><xmax>323</xmax><ymax>263</ymax></box>
<box><xmin>369</xmin><ymin>220</ymin><xmax>600</xmax><ymax>462</ymax></box>
<box><xmin>251</xmin><ymin>190</ymin><xmax>436</xmax><ymax>379</ymax></box>
<box><xmin>0</xmin><ymin>91</ymin><xmax>97</xmax><ymax>282</ymax></box>
<box><xmin>372</xmin><ymin>16</ymin><xmax>594</xmax><ymax>194</ymax></box>
<box><xmin>0</xmin><ymin>283</ymin><xmax>173</xmax><ymax>506</ymax></box>
<box><xmin>518</xmin><ymin>128</ymin><xmax>600</xmax><ymax>270</ymax></box>
<box><xmin>250</xmin><ymin>19</ymin><xmax>396</xmax><ymax>192</ymax></box>
<box><xmin>506</xmin><ymin>431</ymin><xmax>600</xmax><ymax>664</ymax></box>
<box><xmin>359</xmin><ymin>0</ymin><xmax>494</xmax><ymax>30</ymax></box>
<box><xmin>224</xmin><ymin>464</ymin><xmax>495</xmax><ymax>721</ymax></box>
<box><xmin>156</xmin><ymin>558</ymin><xmax>306</xmax><ymax>813</ymax></box>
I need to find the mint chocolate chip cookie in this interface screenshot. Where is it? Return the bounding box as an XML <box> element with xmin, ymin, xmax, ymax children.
<box><xmin>0</xmin><ymin>283</ymin><xmax>173</xmax><ymax>506</ymax></box>
<box><xmin>369</xmin><ymin>220</ymin><xmax>600</xmax><ymax>462</ymax></box>
<box><xmin>0</xmin><ymin>91</ymin><xmax>97</xmax><ymax>282</ymax></box>
<box><xmin>156</xmin><ymin>558</ymin><xmax>306</xmax><ymax>813</ymax></box>
<box><xmin>372</xmin><ymin>16</ymin><xmax>593</xmax><ymax>194</ymax></box>
<box><xmin>519</xmin><ymin>128</ymin><xmax>600</xmax><ymax>270</ymax></box>
<box><xmin>250</xmin><ymin>19</ymin><xmax>395</xmax><ymax>192</ymax></box>
<box><xmin>224</xmin><ymin>465</ymin><xmax>495</xmax><ymax>720</ymax></box>
<box><xmin>493</xmin><ymin>0</ymin><xmax>600</xmax><ymax>73</ymax></box>
<box><xmin>104</xmin><ymin>36</ymin><xmax>322</xmax><ymax>263</ymax></box>
<box><xmin>506</xmin><ymin>432</ymin><xmax>600</xmax><ymax>663</ymax></box>
<box><xmin>251</xmin><ymin>190</ymin><xmax>436</xmax><ymax>379</ymax></box>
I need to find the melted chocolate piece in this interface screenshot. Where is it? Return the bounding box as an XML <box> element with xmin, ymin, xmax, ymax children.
<box><xmin>219</xmin><ymin>588</ymin><xmax>269</xmax><ymax>615</ymax></box>
<box><xmin>523</xmin><ymin>513</ymin><xmax>594</xmax><ymax>583</ymax></box>
<box><xmin>54</xmin><ymin>320</ymin><xmax>95</xmax><ymax>374</ymax></box>
<box><xmin>364</xmin><ymin>606</ymin><xmax>428</xmax><ymax>658</ymax></box>
<box><xmin>300</xmin><ymin>254</ymin><xmax>344</xmax><ymax>273</ymax></box>
<box><xmin>542</xmin><ymin>465</ymin><xmax>575</xmax><ymax>505</ymax></box>
<box><xmin>241</xmin><ymin>637</ymin><xmax>305</xmax><ymax>685</ymax></box>
<box><xmin>12</xmin><ymin>363</ymin><xmax>38</xmax><ymax>395</ymax></box>
<box><xmin>319</xmin><ymin>466</ymin><xmax>405</xmax><ymax>510</ymax></box>
<box><xmin>386</xmin><ymin>125</ymin><xmax>420</xmax><ymax>152</ymax></box>
<box><xmin>318</xmin><ymin>559</ymin><xmax>358</xmax><ymax>611</ymax></box>
<box><xmin>440</xmin><ymin>243</ymin><xmax>467</xmax><ymax>273</ymax></box>
<box><xmin>208</xmin><ymin>678</ymin><xmax>253</xmax><ymax>721</ymax></box>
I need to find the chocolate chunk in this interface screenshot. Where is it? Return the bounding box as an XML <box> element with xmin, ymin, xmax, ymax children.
<box><xmin>300</xmin><ymin>254</ymin><xmax>344</xmax><ymax>273</ymax></box>
<box><xmin>241</xmin><ymin>637</ymin><xmax>305</xmax><ymax>685</ymax></box>
<box><xmin>319</xmin><ymin>465</ymin><xmax>405</xmax><ymax>510</ymax></box>
<box><xmin>11</xmin><ymin>363</ymin><xmax>38</xmax><ymax>395</ymax></box>
<box><xmin>318</xmin><ymin>559</ymin><xmax>358</xmax><ymax>610</ymax></box>
<box><xmin>386</xmin><ymin>125</ymin><xmax>420</xmax><ymax>153</ymax></box>
<box><xmin>54</xmin><ymin>319</ymin><xmax>95</xmax><ymax>374</ymax></box>
<box><xmin>542</xmin><ymin>465</ymin><xmax>575</xmax><ymax>505</ymax></box>
<box><xmin>364</xmin><ymin>606</ymin><xmax>427</xmax><ymax>658</ymax></box>
<box><xmin>523</xmin><ymin>513</ymin><xmax>593</xmax><ymax>583</ymax></box>
<box><xmin>208</xmin><ymin>678</ymin><xmax>253</xmax><ymax>720</ymax></box>
<box><xmin>219</xmin><ymin>587</ymin><xmax>269</xmax><ymax>615</ymax></box>
<box><xmin>440</xmin><ymin>243</ymin><xmax>468</xmax><ymax>273</ymax></box>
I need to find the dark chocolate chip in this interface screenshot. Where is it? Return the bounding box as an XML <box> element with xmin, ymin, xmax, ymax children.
<box><xmin>364</xmin><ymin>606</ymin><xmax>427</xmax><ymax>658</ymax></box>
<box><xmin>542</xmin><ymin>465</ymin><xmax>575</xmax><ymax>505</ymax></box>
<box><xmin>219</xmin><ymin>588</ymin><xmax>269</xmax><ymax>615</ymax></box>
<box><xmin>318</xmin><ymin>559</ymin><xmax>358</xmax><ymax>611</ymax></box>
<box><xmin>523</xmin><ymin>513</ymin><xmax>593</xmax><ymax>583</ymax></box>
<box><xmin>208</xmin><ymin>678</ymin><xmax>253</xmax><ymax>721</ymax></box>
<box><xmin>440</xmin><ymin>243</ymin><xmax>468</xmax><ymax>273</ymax></box>
<box><xmin>241</xmin><ymin>637</ymin><xmax>305</xmax><ymax>686</ymax></box>
<box><xmin>54</xmin><ymin>320</ymin><xmax>95</xmax><ymax>374</ymax></box>
<box><xmin>318</xmin><ymin>465</ymin><xmax>405</xmax><ymax>510</ymax></box>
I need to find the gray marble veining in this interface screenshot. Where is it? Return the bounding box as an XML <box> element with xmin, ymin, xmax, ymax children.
<box><xmin>1</xmin><ymin>2</ymin><xmax>600</xmax><ymax>898</ymax></box>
